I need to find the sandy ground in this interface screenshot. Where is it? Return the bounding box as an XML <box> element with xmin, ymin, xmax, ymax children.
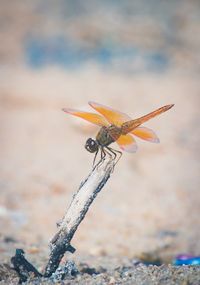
<box><xmin>0</xmin><ymin>1</ymin><xmax>200</xmax><ymax>283</ymax></box>
<box><xmin>0</xmin><ymin>237</ymin><xmax>200</xmax><ymax>284</ymax></box>
<box><xmin>1</xmin><ymin>254</ymin><xmax>200</xmax><ymax>285</ymax></box>
<box><xmin>0</xmin><ymin>67</ymin><xmax>200</xmax><ymax>280</ymax></box>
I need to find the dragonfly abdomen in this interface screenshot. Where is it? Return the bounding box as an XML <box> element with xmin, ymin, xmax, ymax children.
<box><xmin>121</xmin><ymin>104</ymin><xmax>174</xmax><ymax>134</ymax></box>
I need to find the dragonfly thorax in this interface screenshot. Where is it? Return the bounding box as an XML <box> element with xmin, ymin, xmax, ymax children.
<box><xmin>96</xmin><ymin>125</ymin><xmax>121</xmax><ymax>147</ymax></box>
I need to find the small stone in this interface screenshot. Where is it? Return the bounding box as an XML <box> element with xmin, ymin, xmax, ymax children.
<box><xmin>27</xmin><ymin>246</ymin><xmax>40</xmax><ymax>254</ymax></box>
<box><xmin>108</xmin><ymin>276</ymin><xmax>116</xmax><ymax>284</ymax></box>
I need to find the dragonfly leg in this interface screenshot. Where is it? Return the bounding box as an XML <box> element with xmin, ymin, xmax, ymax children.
<box><xmin>105</xmin><ymin>146</ymin><xmax>122</xmax><ymax>165</ymax></box>
<box><xmin>95</xmin><ymin>147</ymin><xmax>106</xmax><ymax>169</ymax></box>
<box><xmin>104</xmin><ymin>147</ymin><xmax>113</xmax><ymax>159</ymax></box>
<box><xmin>101</xmin><ymin>147</ymin><xmax>107</xmax><ymax>162</ymax></box>
<box><xmin>93</xmin><ymin>146</ymin><xmax>120</xmax><ymax>169</ymax></box>
<box><xmin>92</xmin><ymin>148</ymin><xmax>99</xmax><ymax>167</ymax></box>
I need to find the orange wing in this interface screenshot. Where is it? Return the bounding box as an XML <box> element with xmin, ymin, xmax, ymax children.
<box><xmin>62</xmin><ymin>108</ymin><xmax>109</xmax><ymax>127</ymax></box>
<box><xmin>116</xmin><ymin>134</ymin><xmax>138</xmax><ymax>153</ymax></box>
<box><xmin>89</xmin><ymin>101</ymin><xmax>171</xmax><ymax>143</ymax></box>
<box><xmin>122</xmin><ymin>104</ymin><xmax>174</xmax><ymax>134</ymax></box>
<box><xmin>132</xmin><ymin>127</ymin><xmax>159</xmax><ymax>143</ymax></box>
<box><xmin>89</xmin><ymin>101</ymin><xmax>130</xmax><ymax>127</ymax></box>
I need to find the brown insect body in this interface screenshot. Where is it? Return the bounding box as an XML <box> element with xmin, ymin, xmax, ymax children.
<box><xmin>96</xmin><ymin>125</ymin><xmax>121</xmax><ymax>147</ymax></box>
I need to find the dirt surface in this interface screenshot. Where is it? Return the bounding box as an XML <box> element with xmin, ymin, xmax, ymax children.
<box><xmin>1</xmin><ymin>265</ymin><xmax>200</xmax><ymax>285</ymax></box>
<box><xmin>0</xmin><ymin>244</ymin><xmax>200</xmax><ymax>285</ymax></box>
<box><xmin>1</xmin><ymin>67</ymin><xmax>200</xmax><ymax>257</ymax></box>
<box><xmin>0</xmin><ymin>1</ymin><xmax>200</xmax><ymax>284</ymax></box>
<box><xmin>0</xmin><ymin>67</ymin><xmax>200</xmax><ymax>284</ymax></box>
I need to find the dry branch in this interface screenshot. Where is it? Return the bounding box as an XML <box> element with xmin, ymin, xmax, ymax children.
<box><xmin>44</xmin><ymin>157</ymin><xmax>114</xmax><ymax>277</ymax></box>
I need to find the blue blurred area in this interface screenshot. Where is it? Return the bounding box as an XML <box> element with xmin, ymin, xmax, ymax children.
<box><xmin>25</xmin><ymin>36</ymin><xmax>169</xmax><ymax>72</ymax></box>
<box><xmin>1</xmin><ymin>0</ymin><xmax>200</xmax><ymax>71</ymax></box>
<box><xmin>173</xmin><ymin>255</ymin><xmax>200</xmax><ymax>266</ymax></box>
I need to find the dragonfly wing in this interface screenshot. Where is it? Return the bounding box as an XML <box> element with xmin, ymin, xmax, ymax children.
<box><xmin>62</xmin><ymin>108</ymin><xmax>109</xmax><ymax>127</ymax></box>
<box><xmin>89</xmin><ymin>101</ymin><xmax>131</xmax><ymax>127</ymax></box>
<box><xmin>116</xmin><ymin>134</ymin><xmax>138</xmax><ymax>153</ymax></box>
<box><xmin>132</xmin><ymin>127</ymin><xmax>160</xmax><ymax>143</ymax></box>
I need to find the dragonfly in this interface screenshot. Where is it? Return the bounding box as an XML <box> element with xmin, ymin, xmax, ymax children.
<box><xmin>63</xmin><ymin>102</ymin><xmax>174</xmax><ymax>166</ymax></box>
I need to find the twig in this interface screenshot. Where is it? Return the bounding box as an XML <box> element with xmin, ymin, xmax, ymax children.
<box><xmin>44</xmin><ymin>157</ymin><xmax>114</xmax><ymax>277</ymax></box>
<box><xmin>11</xmin><ymin>249</ymin><xmax>42</xmax><ymax>283</ymax></box>
<box><xmin>10</xmin><ymin>157</ymin><xmax>114</xmax><ymax>282</ymax></box>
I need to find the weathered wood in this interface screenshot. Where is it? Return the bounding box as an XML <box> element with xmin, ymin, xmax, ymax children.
<box><xmin>44</xmin><ymin>158</ymin><xmax>114</xmax><ymax>277</ymax></box>
<box><xmin>11</xmin><ymin>249</ymin><xmax>42</xmax><ymax>283</ymax></box>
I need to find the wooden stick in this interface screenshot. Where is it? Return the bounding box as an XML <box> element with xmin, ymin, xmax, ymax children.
<box><xmin>44</xmin><ymin>157</ymin><xmax>114</xmax><ymax>277</ymax></box>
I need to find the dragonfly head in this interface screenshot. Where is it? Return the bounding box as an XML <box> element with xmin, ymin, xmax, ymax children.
<box><xmin>85</xmin><ymin>138</ymin><xmax>99</xmax><ymax>153</ymax></box>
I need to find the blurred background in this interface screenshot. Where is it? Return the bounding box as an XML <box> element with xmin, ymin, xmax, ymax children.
<box><xmin>0</xmin><ymin>0</ymin><xmax>200</xmax><ymax>263</ymax></box>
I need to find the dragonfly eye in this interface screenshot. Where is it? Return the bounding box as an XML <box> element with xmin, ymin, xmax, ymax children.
<box><xmin>85</xmin><ymin>138</ymin><xmax>98</xmax><ymax>153</ymax></box>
